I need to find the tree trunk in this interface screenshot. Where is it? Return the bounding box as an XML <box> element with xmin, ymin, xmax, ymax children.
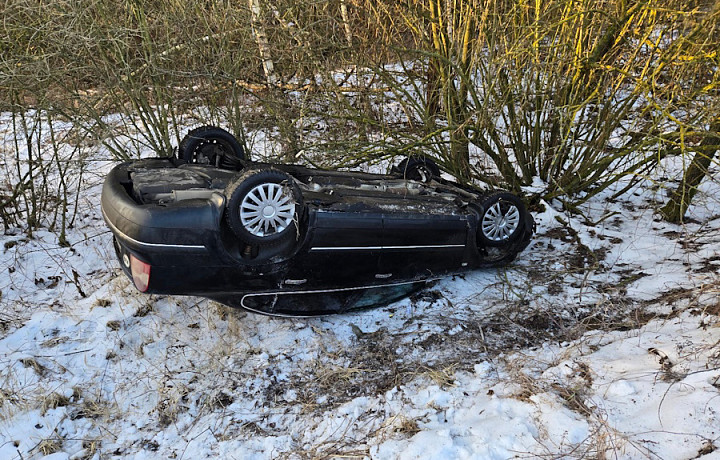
<box><xmin>426</xmin><ymin>60</ymin><xmax>441</xmax><ymax>119</ymax></box>
<box><xmin>660</xmin><ymin>121</ymin><xmax>719</xmax><ymax>223</ymax></box>
<box><xmin>340</xmin><ymin>0</ymin><xmax>353</xmax><ymax>48</ymax></box>
<box><xmin>249</xmin><ymin>0</ymin><xmax>277</xmax><ymax>86</ymax></box>
<box><xmin>450</xmin><ymin>125</ymin><xmax>471</xmax><ymax>180</ymax></box>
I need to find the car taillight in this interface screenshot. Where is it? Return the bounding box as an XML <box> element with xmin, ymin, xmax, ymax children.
<box><xmin>129</xmin><ymin>255</ymin><xmax>151</xmax><ymax>292</ymax></box>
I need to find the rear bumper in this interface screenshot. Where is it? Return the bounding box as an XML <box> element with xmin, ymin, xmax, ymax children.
<box><xmin>102</xmin><ymin>161</ymin><xmax>302</xmax><ymax>295</ymax></box>
<box><xmin>101</xmin><ymin>160</ymin><xmax>226</xmax><ymax>258</ymax></box>
<box><xmin>102</xmin><ymin>161</ymin><xmax>265</xmax><ymax>294</ymax></box>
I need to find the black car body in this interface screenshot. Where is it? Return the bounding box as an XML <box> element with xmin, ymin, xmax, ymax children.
<box><xmin>101</xmin><ymin>127</ymin><xmax>534</xmax><ymax>315</ymax></box>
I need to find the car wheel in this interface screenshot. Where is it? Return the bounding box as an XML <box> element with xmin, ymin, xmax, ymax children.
<box><xmin>477</xmin><ymin>191</ymin><xmax>526</xmax><ymax>247</ymax></box>
<box><xmin>179</xmin><ymin>126</ymin><xmax>245</xmax><ymax>167</ymax></box>
<box><xmin>225</xmin><ymin>169</ymin><xmax>302</xmax><ymax>246</ymax></box>
<box><xmin>396</xmin><ymin>156</ymin><xmax>441</xmax><ymax>183</ymax></box>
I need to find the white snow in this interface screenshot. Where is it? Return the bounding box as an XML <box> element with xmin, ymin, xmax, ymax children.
<box><xmin>0</xmin><ymin>113</ymin><xmax>718</xmax><ymax>459</ymax></box>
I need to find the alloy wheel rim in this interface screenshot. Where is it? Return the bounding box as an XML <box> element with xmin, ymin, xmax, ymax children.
<box><xmin>240</xmin><ymin>183</ymin><xmax>295</xmax><ymax>237</ymax></box>
<box><xmin>481</xmin><ymin>201</ymin><xmax>520</xmax><ymax>242</ymax></box>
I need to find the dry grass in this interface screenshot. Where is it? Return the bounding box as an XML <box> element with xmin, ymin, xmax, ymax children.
<box><xmin>384</xmin><ymin>414</ymin><xmax>421</xmax><ymax>436</ymax></box>
<box><xmin>316</xmin><ymin>364</ymin><xmax>367</xmax><ymax>388</ymax></box>
<box><xmin>69</xmin><ymin>389</ymin><xmax>118</xmax><ymax>423</ymax></box>
<box><xmin>416</xmin><ymin>364</ymin><xmax>457</xmax><ymax>388</ymax></box>
<box><xmin>80</xmin><ymin>439</ymin><xmax>102</xmax><ymax>460</ymax></box>
<box><xmin>34</xmin><ymin>437</ymin><xmax>62</xmax><ymax>456</ymax></box>
<box><xmin>41</xmin><ymin>392</ymin><xmax>71</xmax><ymax>415</ymax></box>
<box><xmin>19</xmin><ymin>358</ymin><xmax>47</xmax><ymax>377</ymax></box>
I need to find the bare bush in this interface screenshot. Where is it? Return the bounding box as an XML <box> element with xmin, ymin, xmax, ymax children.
<box><xmin>1</xmin><ymin>0</ymin><xmax>718</xmax><ymax>232</ymax></box>
<box><xmin>350</xmin><ymin>1</ymin><xmax>720</xmax><ymax>205</ymax></box>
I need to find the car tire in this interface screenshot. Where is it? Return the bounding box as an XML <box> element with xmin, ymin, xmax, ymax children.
<box><xmin>476</xmin><ymin>191</ymin><xmax>526</xmax><ymax>247</ymax></box>
<box><xmin>396</xmin><ymin>156</ymin><xmax>441</xmax><ymax>183</ymax></box>
<box><xmin>179</xmin><ymin>126</ymin><xmax>245</xmax><ymax>167</ymax></box>
<box><xmin>225</xmin><ymin>169</ymin><xmax>302</xmax><ymax>246</ymax></box>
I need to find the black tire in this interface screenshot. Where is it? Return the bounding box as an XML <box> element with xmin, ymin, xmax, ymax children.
<box><xmin>396</xmin><ymin>156</ymin><xmax>441</xmax><ymax>183</ymax></box>
<box><xmin>179</xmin><ymin>126</ymin><xmax>245</xmax><ymax>167</ymax></box>
<box><xmin>476</xmin><ymin>191</ymin><xmax>527</xmax><ymax>247</ymax></box>
<box><xmin>225</xmin><ymin>169</ymin><xmax>303</xmax><ymax>246</ymax></box>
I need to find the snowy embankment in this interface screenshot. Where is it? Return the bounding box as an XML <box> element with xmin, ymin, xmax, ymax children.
<box><xmin>0</xmin><ymin>120</ymin><xmax>719</xmax><ymax>459</ymax></box>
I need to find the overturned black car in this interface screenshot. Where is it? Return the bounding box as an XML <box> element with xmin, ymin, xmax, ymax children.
<box><xmin>101</xmin><ymin>126</ymin><xmax>535</xmax><ymax>315</ymax></box>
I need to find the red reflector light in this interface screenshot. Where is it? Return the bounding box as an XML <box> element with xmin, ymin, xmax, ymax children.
<box><xmin>129</xmin><ymin>255</ymin><xmax>151</xmax><ymax>292</ymax></box>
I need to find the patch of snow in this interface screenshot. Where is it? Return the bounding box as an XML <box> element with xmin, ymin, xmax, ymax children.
<box><xmin>1</xmin><ymin>112</ymin><xmax>719</xmax><ymax>459</ymax></box>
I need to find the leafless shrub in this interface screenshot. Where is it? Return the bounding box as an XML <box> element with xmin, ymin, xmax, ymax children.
<box><xmin>3</xmin><ymin>0</ymin><xmax>717</xmax><ymax>234</ymax></box>
<box><xmin>0</xmin><ymin>107</ymin><xmax>91</xmax><ymax>239</ymax></box>
<box><xmin>350</xmin><ymin>1</ymin><xmax>720</xmax><ymax>205</ymax></box>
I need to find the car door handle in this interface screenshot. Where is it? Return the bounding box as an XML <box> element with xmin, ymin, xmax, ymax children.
<box><xmin>375</xmin><ymin>273</ymin><xmax>393</xmax><ymax>279</ymax></box>
<box><xmin>283</xmin><ymin>279</ymin><xmax>307</xmax><ymax>285</ymax></box>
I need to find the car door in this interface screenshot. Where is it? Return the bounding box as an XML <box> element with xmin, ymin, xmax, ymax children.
<box><xmin>289</xmin><ymin>206</ymin><xmax>384</xmax><ymax>288</ymax></box>
<box><xmin>379</xmin><ymin>195</ymin><xmax>471</xmax><ymax>281</ymax></box>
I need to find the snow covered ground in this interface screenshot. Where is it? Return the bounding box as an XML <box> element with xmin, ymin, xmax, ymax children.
<box><xmin>1</xmin><ymin>118</ymin><xmax>719</xmax><ymax>459</ymax></box>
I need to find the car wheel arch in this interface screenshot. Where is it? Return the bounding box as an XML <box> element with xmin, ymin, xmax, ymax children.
<box><xmin>224</xmin><ymin>168</ymin><xmax>305</xmax><ymax>247</ymax></box>
<box><xmin>475</xmin><ymin>191</ymin><xmax>527</xmax><ymax>248</ymax></box>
